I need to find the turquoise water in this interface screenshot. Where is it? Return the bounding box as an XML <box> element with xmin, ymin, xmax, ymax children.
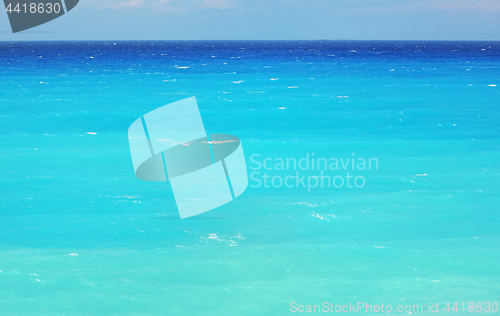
<box><xmin>0</xmin><ymin>41</ymin><xmax>499</xmax><ymax>315</ymax></box>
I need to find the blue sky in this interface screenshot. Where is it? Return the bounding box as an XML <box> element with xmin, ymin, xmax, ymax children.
<box><xmin>1</xmin><ymin>0</ymin><xmax>500</xmax><ymax>40</ymax></box>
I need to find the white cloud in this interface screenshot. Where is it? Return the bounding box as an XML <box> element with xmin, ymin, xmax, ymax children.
<box><xmin>329</xmin><ymin>0</ymin><xmax>500</xmax><ymax>15</ymax></box>
<box><xmin>152</xmin><ymin>0</ymin><xmax>175</xmax><ymax>13</ymax></box>
<box><xmin>111</xmin><ymin>0</ymin><xmax>144</xmax><ymax>10</ymax></box>
<box><xmin>404</xmin><ymin>0</ymin><xmax>500</xmax><ymax>11</ymax></box>
<box><xmin>199</xmin><ymin>0</ymin><xmax>236</xmax><ymax>10</ymax></box>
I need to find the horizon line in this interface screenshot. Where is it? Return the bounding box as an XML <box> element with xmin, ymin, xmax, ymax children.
<box><xmin>1</xmin><ymin>39</ymin><xmax>500</xmax><ymax>42</ymax></box>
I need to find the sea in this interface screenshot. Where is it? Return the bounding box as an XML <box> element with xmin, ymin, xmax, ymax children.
<box><xmin>0</xmin><ymin>41</ymin><xmax>499</xmax><ymax>315</ymax></box>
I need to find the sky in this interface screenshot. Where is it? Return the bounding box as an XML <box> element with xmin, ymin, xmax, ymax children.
<box><xmin>1</xmin><ymin>0</ymin><xmax>500</xmax><ymax>40</ymax></box>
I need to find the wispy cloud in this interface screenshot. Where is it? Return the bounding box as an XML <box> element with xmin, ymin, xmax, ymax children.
<box><xmin>83</xmin><ymin>0</ymin><xmax>245</xmax><ymax>14</ymax></box>
<box><xmin>415</xmin><ymin>0</ymin><xmax>500</xmax><ymax>11</ymax></box>
<box><xmin>198</xmin><ymin>0</ymin><xmax>236</xmax><ymax>10</ymax></box>
<box><xmin>111</xmin><ymin>0</ymin><xmax>144</xmax><ymax>10</ymax></box>
<box><xmin>334</xmin><ymin>0</ymin><xmax>500</xmax><ymax>14</ymax></box>
<box><xmin>152</xmin><ymin>0</ymin><xmax>175</xmax><ymax>13</ymax></box>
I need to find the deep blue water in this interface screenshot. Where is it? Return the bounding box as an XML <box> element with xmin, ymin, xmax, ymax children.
<box><xmin>0</xmin><ymin>41</ymin><xmax>499</xmax><ymax>315</ymax></box>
